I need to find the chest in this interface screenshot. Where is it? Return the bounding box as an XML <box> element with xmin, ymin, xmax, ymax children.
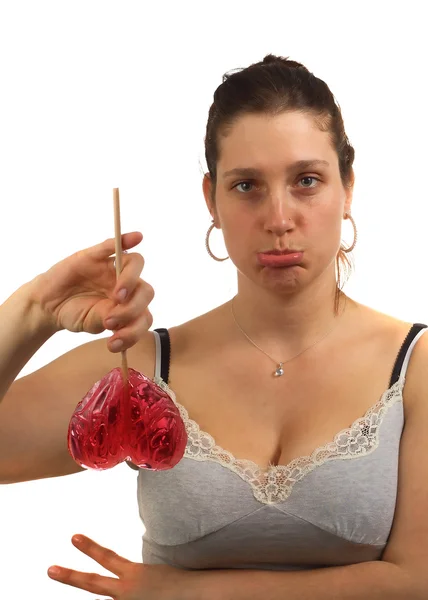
<box><xmin>166</xmin><ymin>323</ymin><xmax>408</xmax><ymax>471</ymax></box>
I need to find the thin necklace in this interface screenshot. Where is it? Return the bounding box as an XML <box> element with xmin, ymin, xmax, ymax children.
<box><xmin>230</xmin><ymin>294</ymin><xmax>348</xmax><ymax>378</ymax></box>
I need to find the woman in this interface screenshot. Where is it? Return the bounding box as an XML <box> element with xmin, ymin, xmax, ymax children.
<box><xmin>1</xmin><ymin>54</ymin><xmax>426</xmax><ymax>599</ymax></box>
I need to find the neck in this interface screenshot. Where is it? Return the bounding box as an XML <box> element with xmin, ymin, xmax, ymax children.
<box><xmin>230</xmin><ymin>279</ymin><xmax>353</xmax><ymax>359</ymax></box>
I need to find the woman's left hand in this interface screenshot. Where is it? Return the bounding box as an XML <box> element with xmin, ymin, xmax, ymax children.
<box><xmin>47</xmin><ymin>534</ymin><xmax>193</xmax><ymax>599</ymax></box>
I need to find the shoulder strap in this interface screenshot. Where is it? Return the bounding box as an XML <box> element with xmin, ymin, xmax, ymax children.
<box><xmin>153</xmin><ymin>328</ymin><xmax>171</xmax><ymax>385</ymax></box>
<box><xmin>389</xmin><ymin>323</ymin><xmax>428</xmax><ymax>386</ymax></box>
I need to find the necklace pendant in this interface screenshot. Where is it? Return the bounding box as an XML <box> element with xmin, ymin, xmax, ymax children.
<box><xmin>274</xmin><ymin>363</ymin><xmax>284</xmax><ymax>377</ymax></box>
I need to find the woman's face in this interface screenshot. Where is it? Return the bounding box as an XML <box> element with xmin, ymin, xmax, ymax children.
<box><xmin>203</xmin><ymin>110</ymin><xmax>353</xmax><ymax>294</ymax></box>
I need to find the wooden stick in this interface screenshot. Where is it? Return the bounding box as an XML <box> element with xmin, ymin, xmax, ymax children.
<box><xmin>113</xmin><ymin>188</ymin><xmax>129</xmax><ymax>387</ymax></box>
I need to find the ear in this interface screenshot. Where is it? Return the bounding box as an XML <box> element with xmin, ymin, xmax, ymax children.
<box><xmin>202</xmin><ymin>173</ymin><xmax>217</xmax><ymax>222</ymax></box>
<box><xmin>344</xmin><ymin>178</ymin><xmax>354</xmax><ymax>216</ymax></box>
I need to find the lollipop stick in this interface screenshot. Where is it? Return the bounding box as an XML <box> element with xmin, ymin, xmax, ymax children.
<box><xmin>113</xmin><ymin>188</ymin><xmax>129</xmax><ymax>388</ymax></box>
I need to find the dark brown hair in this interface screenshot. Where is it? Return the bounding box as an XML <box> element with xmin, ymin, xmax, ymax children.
<box><xmin>204</xmin><ymin>54</ymin><xmax>356</xmax><ymax>313</ymax></box>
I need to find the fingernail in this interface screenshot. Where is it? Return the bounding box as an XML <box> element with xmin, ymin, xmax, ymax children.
<box><xmin>73</xmin><ymin>535</ymin><xmax>83</xmax><ymax>544</ymax></box>
<box><xmin>48</xmin><ymin>566</ymin><xmax>61</xmax><ymax>577</ymax></box>
<box><xmin>110</xmin><ymin>339</ymin><xmax>123</xmax><ymax>351</ymax></box>
<box><xmin>117</xmin><ymin>288</ymin><xmax>127</xmax><ymax>302</ymax></box>
<box><xmin>105</xmin><ymin>318</ymin><xmax>118</xmax><ymax>330</ymax></box>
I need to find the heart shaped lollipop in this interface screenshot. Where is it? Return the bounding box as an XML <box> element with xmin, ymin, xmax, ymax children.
<box><xmin>67</xmin><ymin>188</ymin><xmax>187</xmax><ymax>471</ymax></box>
<box><xmin>68</xmin><ymin>367</ymin><xmax>187</xmax><ymax>470</ymax></box>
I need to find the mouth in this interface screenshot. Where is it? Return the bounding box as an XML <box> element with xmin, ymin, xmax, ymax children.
<box><xmin>257</xmin><ymin>249</ymin><xmax>304</xmax><ymax>268</ymax></box>
<box><xmin>259</xmin><ymin>249</ymin><xmax>301</xmax><ymax>255</ymax></box>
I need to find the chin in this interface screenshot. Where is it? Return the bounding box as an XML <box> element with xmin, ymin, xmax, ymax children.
<box><xmin>251</xmin><ymin>263</ymin><xmax>306</xmax><ymax>292</ymax></box>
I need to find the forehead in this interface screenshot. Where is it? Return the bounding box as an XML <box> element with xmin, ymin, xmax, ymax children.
<box><xmin>217</xmin><ymin>111</ymin><xmax>336</xmax><ymax>174</ymax></box>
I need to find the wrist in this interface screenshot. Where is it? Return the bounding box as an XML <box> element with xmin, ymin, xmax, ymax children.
<box><xmin>18</xmin><ymin>276</ymin><xmax>62</xmax><ymax>337</ymax></box>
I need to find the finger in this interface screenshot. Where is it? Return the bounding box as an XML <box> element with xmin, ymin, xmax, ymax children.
<box><xmin>105</xmin><ymin>282</ymin><xmax>154</xmax><ymax>352</ymax></box>
<box><xmin>83</xmin><ymin>232</ymin><xmax>144</xmax><ymax>262</ymax></box>
<box><xmin>47</xmin><ymin>564</ymin><xmax>121</xmax><ymax>596</ymax></box>
<box><xmin>110</xmin><ymin>253</ymin><xmax>149</xmax><ymax>304</ymax></box>
<box><xmin>105</xmin><ymin>279</ymin><xmax>154</xmax><ymax>327</ymax></box>
<box><xmin>71</xmin><ymin>534</ymin><xmax>131</xmax><ymax>577</ymax></box>
<box><xmin>107</xmin><ymin>307</ymin><xmax>154</xmax><ymax>352</ymax></box>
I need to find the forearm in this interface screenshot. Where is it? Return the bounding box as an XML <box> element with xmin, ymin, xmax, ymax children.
<box><xmin>187</xmin><ymin>560</ymin><xmax>421</xmax><ymax>600</ymax></box>
<box><xmin>0</xmin><ymin>277</ymin><xmax>57</xmax><ymax>402</ymax></box>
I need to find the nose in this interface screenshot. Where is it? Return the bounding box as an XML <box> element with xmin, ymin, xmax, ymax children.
<box><xmin>263</xmin><ymin>194</ymin><xmax>295</xmax><ymax>236</ymax></box>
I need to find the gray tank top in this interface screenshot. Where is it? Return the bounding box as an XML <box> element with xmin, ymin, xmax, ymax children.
<box><xmin>127</xmin><ymin>323</ymin><xmax>428</xmax><ymax>571</ymax></box>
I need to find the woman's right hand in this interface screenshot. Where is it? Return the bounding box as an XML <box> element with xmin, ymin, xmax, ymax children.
<box><xmin>29</xmin><ymin>231</ymin><xmax>154</xmax><ymax>353</ymax></box>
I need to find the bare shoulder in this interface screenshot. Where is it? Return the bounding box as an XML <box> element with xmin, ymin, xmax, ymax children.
<box><xmin>398</xmin><ymin>315</ymin><xmax>428</xmax><ymax>416</ymax></box>
<box><xmin>129</xmin><ymin>308</ymin><xmax>215</xmax><ymax>374</ymax></box>
<box><xmin>347</xmin><ymin>300</ymin><xmax>417</xmax><ymax>345</ymax></box>
<box><xmin>354</xmin><ymin>301</ymin><xmax>428</xmax><ymax>415</ymax></box>
<box><xmin>137</xmin><ymin>302</ymin><xmax>229</xmax><ymax>356</ymax></box>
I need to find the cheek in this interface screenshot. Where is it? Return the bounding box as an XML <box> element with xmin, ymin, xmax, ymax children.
<box><xmin>302</xmin><ymin>209</ymin><xmax>343</xmax><ymax>252</ymax></box>
<box><xmin>221</xmin><ymin>214</ymin><xmax>252</xmax><ymax>245</ymax></box>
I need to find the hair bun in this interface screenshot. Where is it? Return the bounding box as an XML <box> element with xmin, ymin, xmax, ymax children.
<box><xmin>261</xmin><ymin>54</ymin><xmax>306</xmax><ymax>70</ymax></box>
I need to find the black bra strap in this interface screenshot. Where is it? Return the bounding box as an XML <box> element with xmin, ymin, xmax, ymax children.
<box><xmin>389</xmin><ymin>323</ymin><xmax>428</xmax><ymax>387</ymax></box>
<box><xmin>153</xmin><ymin>328</ymin><xmax>171</xmax><ymax>385</ymax></box>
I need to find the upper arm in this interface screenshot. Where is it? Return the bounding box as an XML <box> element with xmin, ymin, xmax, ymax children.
<box><xmin>381</xmin><ymin>329</ymin><xmax>428</xmax><ymax>591</ymax></box>
<box><xmin>0</xmin><ymin>331</ymin><xmax>155</xmax><ymax>484</ymax></box>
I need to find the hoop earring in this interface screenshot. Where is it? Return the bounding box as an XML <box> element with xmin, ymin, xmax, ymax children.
<box><xmin>342</xmin><ymin>213</ymin><xmax>357</xmax><ymax>253</ymax></box>
<box><xmin>205</xmin><ymin>219</ymin><xmax>229</xmax><ymax>262</ymax></box>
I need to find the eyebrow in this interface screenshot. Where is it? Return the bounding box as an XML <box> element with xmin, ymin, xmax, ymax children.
<box><xmin>222</xmin><ymin>160</ymin><xmax>330</xmax><ymax>179</ymax></box>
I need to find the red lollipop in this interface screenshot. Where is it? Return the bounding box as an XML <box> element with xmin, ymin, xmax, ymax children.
<box><xmin>68</xmin><ymin>367</ymin><xmax>187</xmax><ymax>470</ymax></box>
<box><xmin>67</xmin><ymin>189</ymin><xmax>187</xmax><ymax>471</ymax></box>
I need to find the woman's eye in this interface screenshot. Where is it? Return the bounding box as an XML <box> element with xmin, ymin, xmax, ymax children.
<box><xmin>298</xmin><ymin>176</ymin><xmax>319</xmax><ymax>188</ymax></box>
<box><xmin>233</xmin><ymin>181</ymin><xmax>255</xmax><ymax>193</ymax></box>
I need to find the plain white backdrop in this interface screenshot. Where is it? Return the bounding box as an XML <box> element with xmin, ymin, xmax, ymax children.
<box><xmin>0</xmin><ymin>0</ymin><xmax>427</xmax><ymax>598</ymax></box>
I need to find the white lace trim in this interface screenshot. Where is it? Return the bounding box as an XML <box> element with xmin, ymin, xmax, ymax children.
<box><xmin>153</xmin><ymin>376</ymin><xmax>404</xmax><ymax>505</ymax></box>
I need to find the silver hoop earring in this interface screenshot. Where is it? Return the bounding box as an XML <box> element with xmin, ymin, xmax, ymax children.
<box><xmin>342</xmin><ymin>213</ymin><xmax>357</xmax><ymax>253</ymax></box>
<box><xmin>205</xmin><ymin>219</ymin><xmax>229</xmax><ymax>262</ymax></box>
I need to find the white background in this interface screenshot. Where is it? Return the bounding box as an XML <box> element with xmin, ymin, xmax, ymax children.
<box><xmin>0</xmin><ymin>0</ymin><xmax>427</xmax><ymax>598</ymax></box>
